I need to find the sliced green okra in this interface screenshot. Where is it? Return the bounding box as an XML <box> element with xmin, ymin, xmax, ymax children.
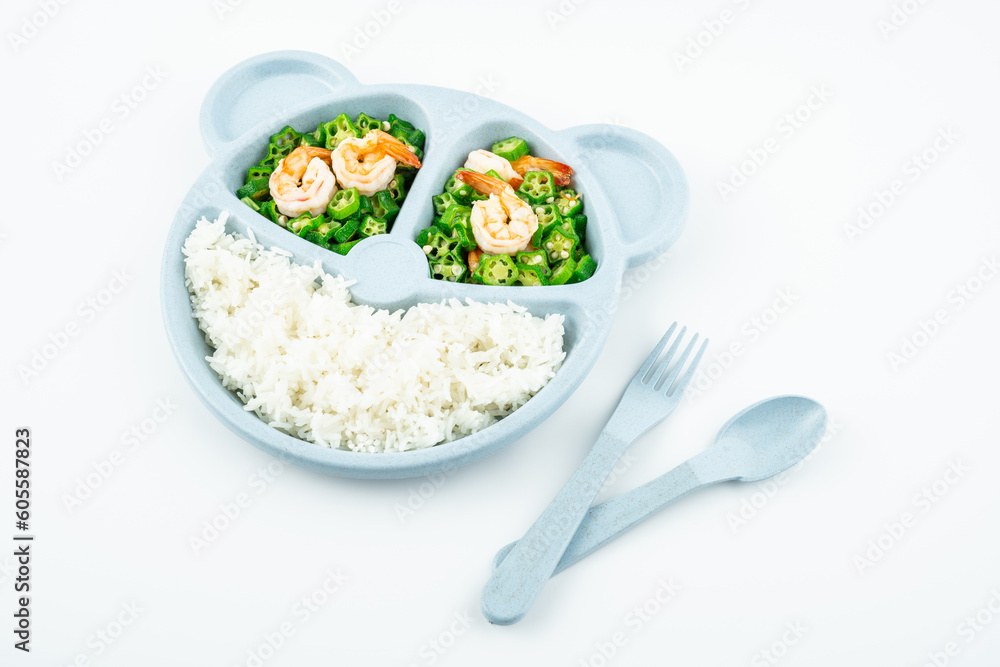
<box><xmin>264</xmin><ymin>142</ymin><xmax>292</xmax><ymax>165</ymax></box>
<box><xmin>473</xmin><ymin>253</ymin><xmax>519</xmax><ymax>286</ymax></box>
<box><xmin>236</xmin><ymin>178</ymin><xmax>271</xmax><ymax>202</ymax></box>
<box><xmin>355</xmin><ymin>112</ymin><xmax>382</xmax><ymax>136</ymax></box>
<box><xmin>313</xmin><ymin>220</ymin><xmax>341</xmax><ymax>245</ymax></box>
<box><xmin>269</xmin><ymin>126</ymin><xmax>302</xmax><ymax>151</ymax></box>
<box><xmin>569</xmin><ymin>254</ymin><xmax>597</xmax><ymax>283</ymax></box>
<box><xmin>390</xmin><ymin>125</ymin><xmax>425</xmax><ymax>150</ymax></box>
<box><xmin>491</xmin><ymin>136</ymin><xmax>529</xmax><ymax>162</ymax></box>
<box><xmin>387</xmin><ymin>114</ymin><xmax>425</xmax><ymax>149</ymax></box>
<box><xmin>530</xmin><ymin>221</ymin><xmax>555</xmax><ymax>249</ymax></box>
<box><xmin>332</xmin><ymin>217</ymin><xmax>360</xmax><ymax>244</ymax></box>
<box><xmin>515</xmin><ymin>249</ymin><xmax>551</xmax><ymax>276</ymax></box>
<box><xmin>430</xmin><ymin>251</ymin><xmax>468</xmax><ymax>282</ymax></box>
<box><xmin>327</xmin><ymin>187</ymin><xmax>361</xmax><ymax>220</ymax></box>
<box><xmin>247</xmin><ymin>165</ymin><xmax>272</xmax><ymax>182</ymax></box>
<box><xmin>359</xmin><ymin>215</ymin><xmax>388</xmax><ymax>238</ymax></box>
<box><xmin>330</xmin><ymin>238</ymin><xmax>363</xmax><ymax>256</ymax></box>
<box><xmin>387</xmin><ymin>113</ymin><xmax>414</xmax><ymax>133</ymax></box>
<box><xmin>444</xmin><ymin>170</ymin><xmax>476</xmax><ymax>204</ymax></box>
<box><xmin>323</xmin><ymin>113</ymin><xmax>361</xmax><ymax>149</ymax></box>
<box><xmin>517</xmin><ymin>170</ymin><xmax>556</xmax><ymax>205</ymax></box>
<box><xmin>371</xmin><ymin>190</ymin><xmax>400</xmax><ymax>222</ymax></box>
<box><xmin>532</xmin><ymin>203</ymin><xmax>562</xmax><ymax>230</ymax></box>
<box><xmin>259</xmin><ymin>200</ymin><xmax>278</xmax><ymax>223</ymax></box>
<box><xmin>514</xmin><ymin>263</ymin><xmax>547</xmax><ymax>286</ymax></box>
<box><xmin>555</xmin><ymin>188</ymin><xmax>583</xmax><ymax>218</ymax></box>
<box><xmin>436</xmin><ymin>204</ymin><xmax>475</xmax><ymax>250</ymax></box>
<box><xmin>416</xmin><ymin>227</ymin><xmax>459</xmax><ymax>260</ymax></box>
<box><xmin>542</xmin><ymin>226</ymin><xmax>579</xmax><ymax>264</ymax></box>
<box><xmin>387</xmin><ymin>174</ymin><xmax>407</xmax><ymax>203</ymax></box>
<box><xmin>355</xmin><ymin>193</ymin><xmax>373</xmax><ymax>219</ymax></box>
<box><xmin>448</xmin><ymin>223</ymin><xmax>476</xmax><ymax>251</ymax></box>
<box><xmin>439</xmin><ymin>203</ymin><xmax>471</xmax><ymax>229</ymax></box>
<box><xmin>432</xmin><ymin>192</ymin><xmax>460</xmax><ymax>217</ymax></box>
<box><xmin>299</xmin><ymin>215</ymin><xmax>330</xmax><ymax>245</ymax></box>
<box><xmin>312</xmin><ymin>124</ymin><xmax>327</xmax><ymax>145</ymax></box>
<box><xmin>289</xmin><ymin>213</ymin><xmax>316</xmax><ymax>234</ymax></box>
<box><xmin>548</xmin><ymin>257</ymin><xmax>577</xmax><ymax>286</ymax></box>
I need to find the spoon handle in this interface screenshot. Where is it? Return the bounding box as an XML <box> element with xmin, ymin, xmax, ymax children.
<box><xmin>493</xmin><ymin>454</ymin><xmax>718</xmax><ymax>576</ymax></box>
<box><xmin>481</xmin><ymin>430</ymin><xmax>631</xmax><ymax>625</ymax></box>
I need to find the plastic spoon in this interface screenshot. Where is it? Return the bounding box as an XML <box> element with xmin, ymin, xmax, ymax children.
<box><xmin>491</xmin><ymin>395</ymin><xmax>827</xmax><ymax>576</ymax></box>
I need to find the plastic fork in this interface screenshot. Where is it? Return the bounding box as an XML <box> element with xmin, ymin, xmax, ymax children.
<box><xmin>481</xmin><ymin>323</ymin><xmax>708</xmax><ymax>625</ymax></box>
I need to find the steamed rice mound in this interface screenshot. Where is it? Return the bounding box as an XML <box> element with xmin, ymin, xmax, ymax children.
<box><xmin>183</xmin><ymin>213</ymin><xmax>566</xmax><ymax>453</ymax></box>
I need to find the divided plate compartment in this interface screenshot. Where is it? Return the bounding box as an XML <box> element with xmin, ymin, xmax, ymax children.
<box><xmin>162</xmin><ymin>51</ymin><xmax>689</xmax><ymax>479</ymax></box>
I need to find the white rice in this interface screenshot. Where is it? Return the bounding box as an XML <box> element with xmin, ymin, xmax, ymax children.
<box><xmin>182</xmin><ymin>213</ymin><xmax>566</xmax><ymax>453</ymax></box>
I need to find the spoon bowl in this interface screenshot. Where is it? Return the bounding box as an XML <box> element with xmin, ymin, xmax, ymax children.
<box><xmin>708</xmin><ymin>395</ymin><xmax>827</xmax><ymax>483</ymax></box>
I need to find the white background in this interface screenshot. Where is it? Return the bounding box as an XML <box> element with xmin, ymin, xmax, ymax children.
<box><xmin>3</xmin><ymin>0</ymin><xmax>999</xmax><ymax>665</ymax></box>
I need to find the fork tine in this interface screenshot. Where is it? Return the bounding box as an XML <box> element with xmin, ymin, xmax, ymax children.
<box><xmin>649</xmin><ymin>326</ymin><xmax>687</xmax><ymax>387</ymax></box>
<box><xmin>667</xmin><ymin>337</ymin><xmax>709</xmax><ymax>396</ymax></box>
<box><xmin>657</xmin><ymin>333</ymin><xmax>700</xmax><ymax>392</ymax></box>
<box><xmin>636</xmin><ymin>322</ymin><xmax>677</xmax><ymax>383</ymax></box>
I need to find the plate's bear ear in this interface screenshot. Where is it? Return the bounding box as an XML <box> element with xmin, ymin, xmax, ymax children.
<box><xmin>200</xmin><ymin>51</ymin><xmax>359</xmax><ymax>158</ymax></box>
<box><xmin>559</xmin><ymin>124</ymin><xmax>689</xmax><ymax>270</ymax></box>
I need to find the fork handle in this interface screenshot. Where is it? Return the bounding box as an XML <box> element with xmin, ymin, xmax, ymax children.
<box><xmin>493</xmin><ymin>456</ymin><xmax>718</xmax><ymax>576</ymax></box>
<box><xmin>480</xmin><ymin>430</ymin><xmax>630</xmax><ymax>625</ymax></box>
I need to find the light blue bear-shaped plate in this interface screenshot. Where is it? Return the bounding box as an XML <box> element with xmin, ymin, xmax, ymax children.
<box><xmin>161</xmin><ymin>51</ymin><xmax>688</xmax><ymax>479</ymax></box>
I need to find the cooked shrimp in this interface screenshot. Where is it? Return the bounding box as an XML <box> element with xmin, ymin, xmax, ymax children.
<box><xmin>269</xmin><ymin>146</ymin><xmax>337</xmax><ymax>218</ymax></box>
<box><xmin>463</xmin><ymin>149</ymin><xmax>520</xmax><ymax>183</ymax></box>
<box><xmin>456</xmin><ymin>170</ymin><xmax>539</xmax><ymax>255</ymax></box>
<box><xmin>510</xmin><ymin>155</ymin><xmax>574</xmax><ymax>188</ymax></box>
<box><xmin>331</xmin><ymin>130</ymin><xmax>421</xmax><ymax>196</ymax></box>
